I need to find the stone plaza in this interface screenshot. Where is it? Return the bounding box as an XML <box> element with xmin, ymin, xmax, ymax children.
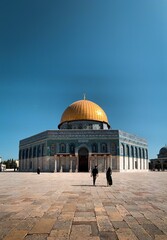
<box><xmin>0</xmin><ymin>172</ymin><xmax>167</xmax><ymax>240</ymax></box>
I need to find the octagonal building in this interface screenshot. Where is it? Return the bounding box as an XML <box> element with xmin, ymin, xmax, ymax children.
<box><xmin>19</xmin><ymin>98</ymin><xmax>149</xmax><ymax>172</ymax></box>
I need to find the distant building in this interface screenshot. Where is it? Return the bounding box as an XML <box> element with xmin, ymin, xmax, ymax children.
<box><xmin>15</xmin><ymin>160</ymin><xmax>19</xmax><ymax>169</ymax></box>
<box><xmin>150</xmin><ymin>146</ymin><xmax>167</xmax><ymax>171</ymax></box>
<box><xmin>19</xmin><ymin>98</ymin><xmax>149</xmax><ymax>172</ymax></box>
<box><xmin>0</xmin><ymin>163</ymin><xmax>6</xmax><ymax>171</ymax></box>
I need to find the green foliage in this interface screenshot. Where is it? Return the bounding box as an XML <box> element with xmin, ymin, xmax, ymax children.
<box><xmin>2</xmin><ymin>159</ymin><xmax>17</xmax><ymax>169</ymax></box>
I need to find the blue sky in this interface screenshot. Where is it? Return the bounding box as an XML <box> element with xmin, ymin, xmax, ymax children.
<box><xmin>0</xmin><ymin>0</ymin><xmax>167</xmax><ymax>160</ymax></box>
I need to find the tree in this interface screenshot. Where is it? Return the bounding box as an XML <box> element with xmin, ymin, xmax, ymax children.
<box><xmin>2</xmin><ymin>159</ymin><xmax>17</xmax><ymax>169</ymax></box>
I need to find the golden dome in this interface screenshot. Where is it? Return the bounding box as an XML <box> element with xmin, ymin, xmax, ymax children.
<box><xmin>59</xmin><ymin>99</ymin><xmax>109</xmax><ymax>126</ymax></box>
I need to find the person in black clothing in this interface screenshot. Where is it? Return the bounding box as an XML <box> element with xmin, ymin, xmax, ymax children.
<box><xmin>106</xmin><ymin>167</ymin><xmax>112</xmax><ymax>186</ymax></box>
<box><xmin>92</xmin><ymin>165</ymin><xmax>98</xmax><ymax>186</ymax></box>
<box><xmin>37</xmin><ymin>167</ymin><xmax>40</xmax><ymax>174</ymax></box>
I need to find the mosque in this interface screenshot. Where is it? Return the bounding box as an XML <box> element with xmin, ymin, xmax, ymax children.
<box><xmin>149</xmin><ymin>146</ymin><xmax>167</xmax><ymax>171</ymax></box>
<box><xmin>19</xmin><ymin>98</ymin><xmax>149</xmax><ymax>172</ymax></box>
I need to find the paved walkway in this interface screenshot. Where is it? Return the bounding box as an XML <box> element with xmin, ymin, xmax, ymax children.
<box><xmin>0</xmin><ymin>172</ymin><xmax>167</xmax><ymax>240</ymax></box>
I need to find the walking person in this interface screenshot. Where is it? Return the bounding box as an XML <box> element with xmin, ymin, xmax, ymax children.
<box><xmin>91</xmin><ymin>165</ymin><xmax>98</xmax><ymax>186</ymax></box>
<box><xmin>37</xmin><ymin>167</ymin><xmax>40</xmax><ymax>174</ymax></box>
<box><xmin>106</xmin><ymin>167</ymin><xmax>112</xmax><ymax>186</ymax></box>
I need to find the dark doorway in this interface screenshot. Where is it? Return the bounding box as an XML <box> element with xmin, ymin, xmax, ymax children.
<box><xmin>78</xmin><ymin>147</ymin><xmax>89</xmax><ymax>172</ymax></box>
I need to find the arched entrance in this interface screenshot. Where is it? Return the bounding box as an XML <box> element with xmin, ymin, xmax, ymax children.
<box><xmin>78</xmin><ymin>147</ymin><xmax>89</xmax><ymax>172</ymax></box>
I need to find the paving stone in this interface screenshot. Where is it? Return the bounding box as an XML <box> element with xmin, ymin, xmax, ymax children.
<box><xmin>43</xmin><ymin>209</ymin><xmax>61</xmax><ymax>219</ymax></box>
<box><xmin>99</xmin><ymin>231</ymin><xmax>118</xmax><ymax>240</ymax></box>
<box><xmin>112</xmin><ymin>221</ymin><xmax>129</xmax><ymax>229</ymax></box>
<box><xmin>62</xmin><ymin>204</ymin><xmax>76</xmax><ymax>212</ymax></box>
<box><xmin>130</xmin><ymin>211</ymin><xmax>144</xmax><ymax>218</ymax></box>
<box><xmin>130</xmin><ymin>225</ymin><xmax>152</xmax><ymax>240</ymax></box>
<box><xmin>96</xmin><ymin>216</ymin><xmax>114</xmax><ymax>232</ymax></box>
<box><xmin>3</xmin><ymin>229</ymin><xmax>28</xmax><ymax>240</ymax></box>
<box><xmin>141</xmin><ymin>223</ymin><xmax>164</xmax><ymax>238</ymax></box>
<box><xmin>49</xmin><ymin>229</ymin><xmax>70</xmax><ymax>238</ymax></box>
<box><xmin>135</xmin><ymin>217</ymin><xmax>152</xmax><ymax>225</ymax></box>
<box><xmin>124</xmin><ymin>215</ymin><xmax>139</xmax><ymax>227</ymax></box>
<box><xmin>16</xmin><ymin>218</ymin><xmax>39</xmax><ymax>231</ymax></box>
<box><xmin>153</xmin><ymin>223</ymin><xmax>167</xmax><ymax>235</ymax></box>
<box><xmin>116</xmin><ymin>205</ymin><xmax>131</xmax><ymax>217</ymax></box>
<box><xmin>108</xmin><ymin>212</ymin><xmax>123</xmax><ymax>221</ymax></box>
<box><xmin>0</xmin><ymin>219</ymin><xmax>18</xmax><ymax>230</ymax></box>
<box><xmin>71</xmin><ymin>221</ymin><xmax>98</xmax><ymax>236</ymax></box>
<box><xmin>154</xmin><ymin>235</ymin><xmax>167</xmax><ymax>240</ymax></box>
<box><xmin>0</xmin><ymin>212</ymin><xmax>14</xmax><ymax>220</ymax></box>
<box><xmin>70</xmin><ymin>224</ymin><xmax>92</xmax><ymax>237</ymax></box>
<box><xmin>29</xmin><ymin>218</ymin><xmax>55</xmax><ymax>234</ymax></box>
<box><xmin>116</xmin><ymin>228</ymin><xmax>138</xmax><ymax>240</ymax></box>
<box><xmin>53</xmin><ymin>220</ymin><xmax>72</xmax><ymax>230</ymax></box>
<box><xmin>94</xmin><ymin>206</ymin><xmax>107</xmax><ymax>216</ymax></box>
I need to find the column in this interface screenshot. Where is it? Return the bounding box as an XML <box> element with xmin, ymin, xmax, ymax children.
<box><xmin>75</xmin><ymin>155</ymin><xmax>78</xmax><ymax>172</ymax></box>
<box><xmin>106</xmin><ymin>155</ymin><xmax>109</xmax><ymax>169</ymax></box>
<box><xmin>160</xmin><ymin>159</ymin><xmax>164</xmax><ymax>171</ymax></box>
<box><xmin>69</xmin><ymin>155</ymin><xmax>72</xmax><ymax>172</ymax></box>
<box><xmin>143</xmin><ymin>158</ymin><xmax>145</xmax><ymax>170</ymax></box>
<box><xmin>109</xmin><ymin>155</ymin><xmax>112</xmax><ymax>169</ymax></box>
<box><xmin>89</xmin><ymin>157</ymin><xmax>92</xmax><ymax>173</ymax></box>
<box><xmin>54</xmin><ymin>155</ymin><xmax>57</xmax><ymax>172</ymax></box>
<box><xmin>60</xmin><ymin>155</ymin><xmax>63</xmax><ymax>172</ymax></box>
<box><xmin>104</xmin><ymin>155</ymin><xmax>106</xmax><ymax>172</ymax></box>
<box><xmin>137</xmin><ymin>157</ymin><xmax>140</xmax><ymax>170</ymax></box>
<box><xmin>95</xmin><ymin>155</ymin><xmax>97</xmax><ymax>166</ymax></box>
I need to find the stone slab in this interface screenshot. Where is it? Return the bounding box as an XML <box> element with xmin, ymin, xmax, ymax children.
<box><xmin>29</xmin><ymin>218</ymin><xmax>55</xmax><ymax>234</ymax></box>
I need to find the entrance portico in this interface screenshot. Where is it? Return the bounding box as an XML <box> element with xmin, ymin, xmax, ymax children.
<box><xmin>78</xmin><ymin>147</ymin><xmax>89</xmax><ymax>172</ymax></box>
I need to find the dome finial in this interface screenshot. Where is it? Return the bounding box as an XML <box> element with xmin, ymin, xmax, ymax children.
<box><xmin>83</xmin><ymin>93</ymin><xmax>86</xmax><ymax>100</ymax></box>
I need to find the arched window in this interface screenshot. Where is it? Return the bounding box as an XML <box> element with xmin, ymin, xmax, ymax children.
<box><xmin>29</xmin><ymin>148</ymin><xmax>32</xmax><ymax>158</ymax></box>
<box><xmin>131</xmin><ymin>146</ymin><xmax>134</xmax><ymax>169</ymax></box>
<box><xmin>142</xmin><ymin>149</ymin><xmax>145</xmax><ymax>159</ymax></box>
<box><xmin>33</xmin><ymin>146</ymin><xmax>36</xmax><ymax>158</ymax></box>
<box><xmin>25</xmin><ymin>149</ymin><xmax>28</xmax><ymax>159</ymax></box>
<box><xmin>131</xmin><ymin>146</ymin><xmax>134</xmax><ymax>158</ymax></box>
<box><xmin>92</xmin><ymin>143</ymin><xmax>98</xmax><ymax>153</ymax></box>
<box><xmin>135</xmin><ymin>147</ymin><xmax>138</xmax><ymax>169</ymax></box>
<box><xmin>111</xmin><ymin>143</ymin><xmax>117</xmax><ymax>155</ymax></box>
<box><xmin>60</xmin><ymin>143</ymin><xmax>66</xmax><ymax>153</ymax></box>
<box><xmin>121</xmin><ymin>144</ymin><xmax>125</xmax><ymax>169</ymax></box>
<box><xmin>69</xmin><ymin>143</ymin><xmax>75</xmax><ymax>154</ymax></box>
<box><xmin>50</xmin><ymin>144</ymin><xmax>56</xmax><ymax>156</ymax></box>
<box><xmin>126</xmin><ymin>145</ymin><xmax>130</xmax><ymax>169</ymax></box>
<box><xmin>135</xmin><ymin>147</ymin><xmax>138</xmax><ymax>158</ymax></box>
<box><xmin>22</xmin><ymin>150</ymin><xmax>25</xmax><ymax>159</ymax></box>
<box><xmin>37</xmin><ymin>145</ymin><xmax>41</xmax><ymax>157</ymax></box>
<box><xmin>139</xmin><ymin>148</ymin><xmax>142</xmax><ymax>158</ymax></box>
<box><xmin>42</xmin><ymin>144</ymin><xmax>45</xmax><ymax>156</ymax></box>
<box><xmin>121</xmin><ymin>144</ymin><xmax>125</xmax><ymax>156</ymax></box>
<box><xmin>139</xmin><ymin>148</ymin><xmax>142</xmax><ymax>169</ymax></box>
<box><xmin>29</xmin><ymin>161</ymin><xmax>32</xmax><ymax>169</ymax></box>
<box><xmin>126</xmin><ymin>145</ymin><xmax>130</xmax><ymax>157</ymax></box>
<box><xmin>145</xmin><ymin>149</ymin><xmax>148</xmax><ymax>159</ymax></box>
<box><xmin>101</xmin><ymin>143</ymin><xmax>107</xmax><ymax>153</ymax></box>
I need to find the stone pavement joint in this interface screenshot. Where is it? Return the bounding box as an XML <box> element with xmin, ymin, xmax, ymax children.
<box><xmin>0</xmin><ymin>172</ymin><xmax>167</xmax><ymax>240</ymax></box>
